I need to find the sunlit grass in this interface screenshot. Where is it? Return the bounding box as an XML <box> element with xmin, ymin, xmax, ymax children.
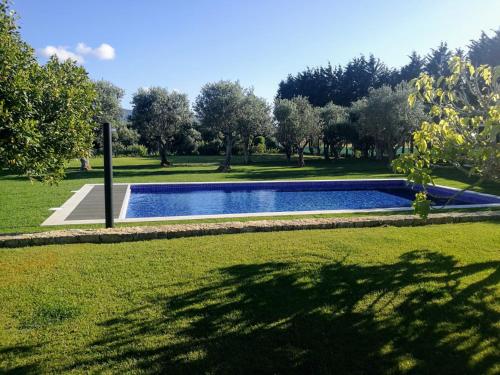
<box><xmin>0</xmin><ymin>222</ymin><xmax>498</xmax><ymax>373</ymax></box>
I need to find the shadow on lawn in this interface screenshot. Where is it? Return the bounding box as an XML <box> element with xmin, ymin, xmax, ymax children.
<box><xmin>61</xmin><ymin>250</ymin><xmax>499</xmax><ymax>374</ymax></box>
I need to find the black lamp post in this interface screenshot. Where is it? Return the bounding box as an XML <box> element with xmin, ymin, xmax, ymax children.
<box><xmin>103</xmin><ymin>122</ymin><xmax>114</xmax><ymax>228</ymax></box>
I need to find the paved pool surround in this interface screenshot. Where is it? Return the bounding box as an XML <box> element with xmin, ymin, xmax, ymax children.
<box><xmin>42</xmin><ymin>179</ymin><xmax>500</xmax><ymax>226</ymax></box>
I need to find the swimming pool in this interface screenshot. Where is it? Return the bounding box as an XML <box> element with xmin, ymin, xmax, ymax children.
<box><xmin>123</xmin><ymin>179</ymin><xmax>500</xmax><ymax>220</ymax></box>
<box><xmin>42</xmin><ymin>179</ymin><xmax>500</xmax><ymax>225</ymax></box>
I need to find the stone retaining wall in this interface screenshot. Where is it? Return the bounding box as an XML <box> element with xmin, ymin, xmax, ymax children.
<box><xmin>1</xmin><ymin>211</ymin><xmax>499</xmax><ymax>248</ymax></box>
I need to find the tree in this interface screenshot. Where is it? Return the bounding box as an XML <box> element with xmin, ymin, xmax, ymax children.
<box><xmin>400</xmin><ymin>51</ymin><xmax>425</xmax><ymax>82</ymax></box>
<box><xmin>93</xmin><ymin>81</ymin><xmax>125</xmax><ymax>148</ymax></box>
<box><xmin>236</xmin><ymin>91</ymin><xmax>272</xmax><ymax>164</ymax></box>
<box><xmin>277</xmin><ymin>54</ymin><xmax>397</xmax><ymax>107</ymax></box>
<box><xmin>468</xmin><ymin>28</ymin><xmax>500</xmax><ymax>67</ymax></box>
<box><xmin>0</xmin><ymin>1</ymin><xmax>96</xmax><ymax>182</ymax></box>
<box><xmin>195</xmin><ymin>81</ymin><xmax>244</xmax><ymax>172</ymax></box>
<box><xmin>355</xmin><ymin>83</ymin><xmax>426</xmax><ymax>162</ymax></box>
<box><xmin>77</xmin><ymin>80</ymin><xmax>132</xmax><ymax>171</ymax></box>
<box><xmin>393</xmin><ymin>56</ymin><xmax>500</xmax><ymax>218</ymax></box>
<box><xmin>274</xmin><ymin>96</ymin><xmax>320</xmax><ymax>167</ymax></box>
<box><xmin>274</xmin><ymin>99</ymin><xmax>296</xmax><ymax>162</ymax></box>
<box><xmin>277</xmin><ymin>63</ymin><xmax>343</xmax><ymax>106</ymax></box>
<box><xmin>173</xmin><ymin>122</ymin><xmax>202</xmax><ymax>155</ymax></box>
<box><xmin>319</xmin><ymin>103</ymin><xmax>350</xmax><ymax>159</ymax></box>
<box><xmin>425</xmin><ymin>42</ymin><xmax>452</xmax><ymax>77</ymax></box>
<box><xmin>131</xmin><ymin>87</ymin><xmax>192</xmax><ymax>166</ymax></box>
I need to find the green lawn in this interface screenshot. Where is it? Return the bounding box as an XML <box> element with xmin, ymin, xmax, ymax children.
<box><xmin>0</xmin><ymin>222</ymin><xmax>499</xmax><ymax>374</ymax></box>
<box><xmin>1</xmin><ymin>154</ymin><xmax>499</xmax><ymax>234</ymax></box>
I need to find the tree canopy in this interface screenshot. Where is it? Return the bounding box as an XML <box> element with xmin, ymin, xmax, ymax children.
<box><xmin>394</xmin><ymin>56</ymin><xmax>500</xmax><ymax>217</ymax></box>
<box><xmin>236</xmin><ymin>91</ymin><xmax>272</xmax><ymax>164</ymax></box>
<box><xmin>274</xmin><ymin>96</ymin><xmax>320</xmax><ymax>167</ymax></box>
<box><xmin>0</xmin><ymin>0</ymin><xmax>96</xmax><ymax>182</ymax></box>
<box><xmin>131</xmin><ymin>87</ymin><xmax>192</xmax><ymax>166</ymax></box>
<box><xmin>195</xmin><ymin>81</ymin><xmax>245</xmax><ymax>171</ymax></box>
<box><xmin>468</xmin><ymin>28</ymin><xmax>500</xmax><ymax>67</ymax></box>
<box><xmin>353</xmin><ymin>83</ymin><xmax>427</xmax><ymax>162</ymax></box>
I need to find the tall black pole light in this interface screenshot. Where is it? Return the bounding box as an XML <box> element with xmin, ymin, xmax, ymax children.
<box><xmin>103</xmin><ymin>122</ymin><xmax>114</xmax><ymax>228</ymax></box>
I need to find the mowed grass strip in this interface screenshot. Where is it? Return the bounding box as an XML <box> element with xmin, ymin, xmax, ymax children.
<box><xmin>1</xmin><ymin>155</ymin><xmax>499</xmax><ymax>234</ymax></box>
<box><xmin>0</xmin><ymin>222</ymin><xmax>499</xmax><ymax>374</ymax></box>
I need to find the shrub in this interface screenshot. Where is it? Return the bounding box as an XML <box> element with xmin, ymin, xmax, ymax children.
<box><xmin>198</xmin><ymin>139</ymin><xmax>223</xmax><ymax>155</ymax></box>
<box><xmin>113</xmin><ymin>144</ymin><xmax>148</xmax><ymax>157</ymax></box>
<box><xmin>253</xmin><ymin>136</ymin><xmax>266</xmax><ymax>154</ymax></box>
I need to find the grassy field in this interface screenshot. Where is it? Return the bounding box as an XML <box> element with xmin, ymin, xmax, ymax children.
<box><xmin>1</xmin><ymin>154</ymin><xmax>499</xmax><ymax>234</ymax></box>
<box><xmin>0</xmin><ymin>222</ymin><xmax>499</xmax><ymax>374</ymax></box>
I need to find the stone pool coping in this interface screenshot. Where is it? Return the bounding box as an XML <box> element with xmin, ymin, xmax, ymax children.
<box><xmin>2</xmin><ymin>211</ymin><xmax>499</xmax><ymax>248</ymax></box>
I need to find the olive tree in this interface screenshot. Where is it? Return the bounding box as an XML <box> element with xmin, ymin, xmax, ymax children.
<box><xmin>195</xmin><ymin>81</ymin><xmax>244</xmax><ymax>172</ymax></box>
<box><xmin>320</xmin><ymin>103</ymin><xmax>350</xmax><ymax>159</ymax></box>
<box><xmin>355</xmin><ymin>83</ymin><xmax>426</xmax><ymax>161</ymax></box>
<box><xmin>394</xmin><ymin>56</ymin><xmax>500</xmax><ymax>217</ymax></box>
<box><xmin>237</xmin><ymin>91</ymin><xmax>272</xmax><ymax>164</ymax></box>
<box><xmin>78</xmin><ymin>80</ymin><xmax>134</xmax><ymax>171</ymax></box>
<box><xmin>0</xmin><ymin>1</ymin><xmax>96</xmax><ymax>182</ymax></box>
<box><xmin>274</xmin><ymin>96</ymin><xmax>320</xmax><ymax>167</ymax></box>
<box><xmin>131</xmin><ymin>87</ymin><xmax>192</xmax><ymax>166</ymax></box>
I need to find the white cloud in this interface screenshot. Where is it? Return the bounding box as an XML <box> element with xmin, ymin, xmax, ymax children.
<box><xmin>40</xmin><ymin>45</ymin><xmax>84</xmax><ymax>64</ymax></box>
<box><xmin>76</xmin><ymin>42</ymin><xmax>115</xmax><ymax>60</ymax></box>
<box><xmin>93</xmin><ymin>43</ymin><xmax>115</xmax><ymax>60</ymax></box>
<box><xmin>39</xmin><ymin>42</ymin><xmax>116</xmax><ymax>64</ymax></box>
<box><xmin>75</xmin><ymin>42</ymin><xmax>92</xmax><ymax>55</ymax></box>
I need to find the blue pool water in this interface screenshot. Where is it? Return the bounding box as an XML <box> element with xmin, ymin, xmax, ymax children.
<box><xmin>125</xmin><ymin>180</ymin><xmax>500</xmax><ymax>218</ymax></box>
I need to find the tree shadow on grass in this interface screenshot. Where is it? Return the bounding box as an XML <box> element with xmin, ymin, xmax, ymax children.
<box><xmin>0</xmin><ymin>344</ymin><xmax>42</xmax><ymax>374</ymax></box>
<box><xmin>62</xmin><ymin>250</ymin><xmax>499</xmax><ymax>374</ymax></box>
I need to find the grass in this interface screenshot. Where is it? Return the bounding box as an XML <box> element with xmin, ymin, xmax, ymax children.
<box><xmin>1</xmin><ymin>154</ymin><xmax>499</xmax><ymax>234</ymax></box>
<box><xmin>0</xmin><ymin>222</ymin><xmax>499</xmax><ymax>373</ymax></box>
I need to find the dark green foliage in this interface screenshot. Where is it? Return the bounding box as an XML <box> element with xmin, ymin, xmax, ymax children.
<box><xmin>468</xmin><ymin>28</ymin><xmax>500</xmax><ymax>66</ymax></box>
<box><xmin>400</xmin><ymin>51</ymin><xmax>425</xmax><ymax>82</ymax></box>
<box><xmin>425</xmin><ymin>42</ymin><xmax>452</xmax><ymax>77</ymax></box>
<box><xmin>277</xmin><ymin>54</ymin><xmax>398</xmax><ymax>107</ymax></box>
<box><xmin>173</xmin><ymin>124</ymin><xmax>202</xmax><ymax>155</ymax></box>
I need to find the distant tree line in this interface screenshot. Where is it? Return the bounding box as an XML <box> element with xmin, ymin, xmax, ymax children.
<box><xmin>276</xmin><ymin>29</ymin><xmax>500</xmax><ymax>107</ymax></box>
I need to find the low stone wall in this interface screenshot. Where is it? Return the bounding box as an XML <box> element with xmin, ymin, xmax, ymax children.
<box><xmin>1</xmin><ymin>211</ymin><xmax>499</xmax><ymax>248</ymax></box>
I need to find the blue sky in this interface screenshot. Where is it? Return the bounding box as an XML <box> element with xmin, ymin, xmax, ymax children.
<box><xmin>14</xmin><ymin>0</ymin><xmax>500</xmax><ymax>108</ymax></box>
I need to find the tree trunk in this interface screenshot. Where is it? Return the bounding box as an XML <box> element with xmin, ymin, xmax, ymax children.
<box><xmin>410</xmin><ymin>138</ymin><xmax>414</xmax><ymax>153</ymax></box>
<box><xmin>285</xmin><ymin>145</ymin><xmax>292</xmax><ymax>162</ymax></box>
<box><xmin>332</xmin><ymin>146</ymin><xmax>340</xmax><ymax>160</ymax></box>
<box><xmin>363</xmin><ymin>146</ymin><xmax>369</xmax><ymax>159</ymax></box>
<box><xmin>387</xmin><ymin>146</ymin><xmax>396</xmax><ymax>162</ymax></box>
<box><xmin>80</xmin><ymin>157</ymin><xmax>91</xmax><ymax>171</ymax></box>
<box><xmin>375</xmin><ymin>144</ymin><xmax>384</xmax><ymax>160</ymax></box>
<box><xmin>218</xmin><ymin>135</ymin><xmax>232</xmax><ymax>172</ymax></box>
<box><xmin>308</xmin><ymin>139</ymin><xmax>314</xmax><ymax>155</ymax></box>
<box><xmin>159</xmin><ymin>142</ymin><xmax>171</xmax><ymax>167</ymax></box>
<box><xmin>316</xmin><ymin>138</ymin><xmax>321</xmax><ymax>156</ymax></box>
<box><xmin>243</xmin><ymin>139</ymin><xmax>250</xmax><ymax>164</ymax></box>
<box><xmin>323</xmin><ymin>142</ymin><xmax>330</xmax><ymax>160</ymax></box>
<box><xmin>297</xmin><ymin>147</ymin><xmax>305</xmax><ymax>167</ymax></box>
